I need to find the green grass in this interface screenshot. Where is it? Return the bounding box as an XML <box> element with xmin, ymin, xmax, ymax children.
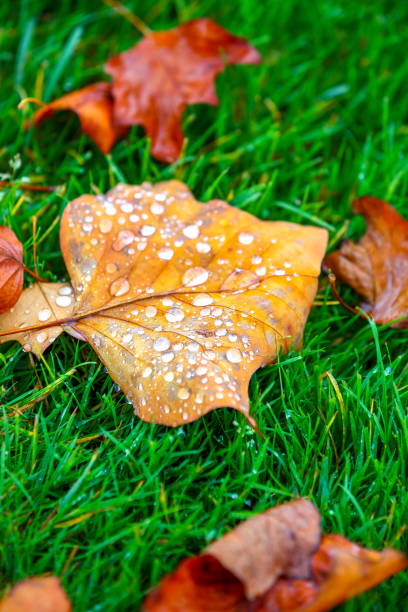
<box><xmin>1</xmin><ymin>0</ymin><xmax>407</xmax><ymax>610</ymax></box>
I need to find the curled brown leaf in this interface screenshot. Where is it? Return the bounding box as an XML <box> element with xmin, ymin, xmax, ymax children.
<box><xmin>143</xmin><ymin>499</ymin><xmax>408</xmax><ymax>612</ymax></box>
<box><xmin>324</xmin><ymin>196</ymin><xmax>408</xmax><ymax>328</ymax></box>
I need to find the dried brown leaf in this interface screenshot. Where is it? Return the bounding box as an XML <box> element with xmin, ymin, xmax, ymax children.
<box><xmin>324</xmin><ymin>196</ymin><xmax>408</xmax><ymax>328</ymax></box>
<box><xmin>143</xmin><ymin>499</ymin><xmax>408</xmax><ymax>612</ymax></box>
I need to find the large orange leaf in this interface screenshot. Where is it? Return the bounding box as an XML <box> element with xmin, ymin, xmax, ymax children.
<box><xmin>143</xmin><ymin>499</ymin><xmax>408</xmax><ymax>611</ymax></box>
<box><xmin>32</xmin><ymin>82</ymin><xmax>126</xmax><ymax>154</ymax></box>
<box><xmin>324</xmin><ymin>196</ymin><xmax>408</xmax><ymax>328</ymax></box>
<box><xmin>105</xmin><ymin>18</ymin><xmax>261</xmax><ymax>162</ymax></box>
<box><xmin>0</xmin><ymin>226</ymin><xmax>24</xmax><ymax>314</ymax></box>
<box><xmin>0</xmin><ymin>181</ymin><xmax>326</xmax><ymax>426</ymax></box>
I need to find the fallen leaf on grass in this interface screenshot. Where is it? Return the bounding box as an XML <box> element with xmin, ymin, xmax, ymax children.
<box><xmin>105</xmin><ymin>18</ymin><xmax>261</xmax><ymax>162</ymax></box>
<box><xmin>27</xmin><ymin>19</ymin><xmax>260</xmax><ymax>162</ymax></box>
<box><xmin>324</xmin><ymin>196</ymin><xmax>408</xmax><ymax>328</ymax></box>
<box><xmin>143</xmin><ymin>498</ymin><xmax>408</xmax><ymax>611</ymax></box>
<box><xmin>0</xmin><ymin>227</ymin><xmax>24</xmax><ymax>314</ymax></box>
<box><xmin>0</xmin><ymin>576</ymin><xmax>71</xmax><ymax>612</ymax></box>
<box><xmin>0</xmin><ymin>180</ymin><xmax>327</xmax><ymax>426</ymax></box>
<box><xmin>32</xmin><ymin>82</ymin><xmax>126</xmax><ymax>154</ymax></box>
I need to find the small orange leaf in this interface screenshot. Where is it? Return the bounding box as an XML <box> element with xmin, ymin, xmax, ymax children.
<box><xmin>0</xmin><ymin>181</ymin><xmax>326</xmax><ymax>426</ymax></box>
<box><xmin>105</xmin><ymin>18</ymin><xmax>261</xmax><ymax>162</ymax></box>
<box><xmin>0</xmin><ymin>576</ymin><xmax>71</xmax><ymax>612</ymax></box>
<box><xmin>143</xmin><ymin>499</ymin><xmax>408</xmax><ymax>612</ymax></box>
<box><xmin>32</xmin><ymin>82</ymin><xmax>127</xmax><ymax>154</ymax></box>
<box><xmin>0</xmin><ymin>226</ymin><xmax>24</xmax><ymax>314</ymax></box>
<box><xmin>324</xmin><ymin>196</ymin><xmax>408</xmax><ymax>328</ymax></box>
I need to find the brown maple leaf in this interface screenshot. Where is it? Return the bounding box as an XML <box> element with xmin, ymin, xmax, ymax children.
<box><xmin>0</xmin><ymin>181</ymin><xmax>326</xmax><ymax>426</ymax></box>
<box><xmin>142</xmin><ymin>498</ymin><xmax>408</xmax><ymax>612</ymax></box>
<box><xmin>324</xmin><ymin>196</ymin><xmax>408</xmax><ymax>328</ymax></box>
<box><xmin>105</xmin><ymin>18</ymin><xmax>261</xmax><ymax>162</ymax></box>
<box><xmin>0</xmin><ymin>576</ymin><xmax>71</xmax><ymax>612</ymax></box>
<box><xmin>0</xmin><ymin>226</ymin><xmax>24</xmax><ymax>314</ymax></box>
<box><xmin>32</xmin><ymin>82</ymin><xmax>127</xmax><ymax>154</ymax></box>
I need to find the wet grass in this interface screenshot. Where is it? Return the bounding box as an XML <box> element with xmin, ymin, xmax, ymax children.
<box><xmin>0</xmin><ymin>0</ymin><xmax>407</xmax><ymax>610</ymax></box>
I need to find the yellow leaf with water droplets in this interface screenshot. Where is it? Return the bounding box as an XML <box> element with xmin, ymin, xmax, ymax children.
<box><xmin>0</xmin><ymin>180</ymin><xmax>327</xmax><ymax>427</ymax></box>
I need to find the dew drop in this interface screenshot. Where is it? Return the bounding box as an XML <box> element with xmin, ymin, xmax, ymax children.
<box><xmin>137</xmin><ymin>240</ymin><xmax>147</xmax><ymax>251</ymax></box>
<box><xmin>56</xmin><ymin>295</ymin><xmax>72</xmax><ymax>308</ymax></box>
<box><xmin>178</xmin><ymin>388</ymin><xmax>190</xmax><ymax>400</ymax></box>
<box><xmin>183</xmin><ymin>224</ymin><xmax>200</xmax><ymax>239</ymax></box>
<box><xmin>158</xmin><ymin>247</ymin><xmax>174</xmax><ymax>261</ymax></box>
<box><xmin>164</xmin><ymin>371</ymin><xmax>174</xmax><ymax>382</ymax></box>
<box><xmin>99</xmin><ymin>219</ymin><xmax>113</xmax><ymax>234</ymax></box>
<box><xmin>38</xmin><ymin>309</ymin><xmax>51</xmax><ymax>322</ymax></box>
<box><xmin>110</xmin><ymin>278</ymin><xmax>130</xmax><ymax>297</ymax></box>
<box><xmin>238</xmin><ymin>232</ymin><xmax>254</xmax><ymax>245</ymax></box>
<box><xmin>162</xmin><ymin>351</ymin><xmax>175</xmax><ymax>363</ymax></box>
<box><xmin>112</xmin><ymin>230</ymin><xmax>134</xmax><ymax>251</ymax></box>
<box><xmin>215</xmin><ymin>329</ymin><xmax>227</xmax><ymax>337</ymax></box>
<box><xmin>153</xmin><ymin>337</ymin><xmax>171</xmax><ymax>352</ymax></box>
<box><xmin>121</xmin><ymin>203</ymin><xmax>133</xmax><ymax>213</ymax></box>
<box><xmin>130</xmin><ymin>214</ymin><xmax>139</xmax><ymax>223</ymax></box>
<box><xmin>274</xmin><ymin>268</ymin><xmax>285</xmax><ymax>275</ymax></box>
<box><xmin>165</xmin><ymin>307</ymin><xmax>184</xmax><ymax>323</ymax></box>
<box><xmin>196</xmin><ymin>242</ymin><xmax>211</xmax><ymax>254</ymax></box>
<box><xmin>151</xmin><ymin>202</ymin><xmax>164</xmax><ymax>215</ymax></box>
<box><xmin>105</xmin><ymin>263</ymin><xmax>117</xmax><ymax>274</ymax></box>
<box><xmin>36</xmin><ymin>332</ymin><xmax>47</xmax><ymax>343</ymax></box>
<box><xmin>145</xmin><ymin>306</ymin><xmax>157</xmax><ymax>318</ymax></box>
<box><xmin>182</xmin><ymin>267</ymin><xmax>209</xmax><ymax>287</ymax></box>
<box><xmin>187</xmin><ymin>342</ymin><xmax>200</xmax><ymax>352</ymax></box>
<box><xmin>143</xmin><ymin>367</ymin><xmax>152</xmax><ymax>378</ymax></box>
<box><xmin>226</xmin><ymin>348</ymin><xmax>242</xmax><ymax>363</ymax></box>
<box><xmin>122</xmin><ymin>333</ymin><xmax>133</xmax><ymax>344</ymax></box>
<box><xmin>192</xmin><ymin>293</ymin><xmax>213</xmax><ymax>307</ymax></box>
<box><xmin>256</xmin><ymin>266</ymin><xmax>266</xmax><ymax>277</ymax></box>
<box><xmin>58</xmin><ymin>286</ymin><xmax>73</xmax><ymax>295</ymax></box>
<box><xmin>141</xmin><ymin>225</ymin><xmax>156</xmax><ymax>237</ymax></box>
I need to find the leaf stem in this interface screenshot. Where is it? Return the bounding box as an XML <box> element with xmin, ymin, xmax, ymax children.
<box><xmin>0</xmin><ymin>181</ymin><xmax>59</xmax><ymax>193</ymax></box>
<box><xmin>21</xmin><ymin>265</ymin><xmax>47</xmax><ymax>283</ymax></box>
<box><xmin>101</xmin><ymin>0</ymin><xmax>151</xmax><ymax>36</ymax></box>
<box><xmin>327</xmin><ymin>273</ymin><xmax>367</xmax><ymax>320</ymax></box>
<box><xmin>17</xmin><ymin>97</ymin><xmax>47</xmax><ymax>110</ymax></box>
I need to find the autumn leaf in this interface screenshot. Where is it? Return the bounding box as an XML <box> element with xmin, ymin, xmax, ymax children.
<box><xmin>0</xmin><ymin>180</ymin><xmax>326</xmax><ymax>426</ymax></box>
<box><xmin>324</xmin><ymin>196</ymin><xmax>408</xmax><ymax>328</ymax></box>
<box><xmin>142</xmin><ymin>498</ymin><xmax>408</xmax><ymax>612</ymax></box>
<box><xmin>105</xmin><ymin>18</ymin><xmax>261</xmax><ymax>162</ymax></box>
<box><xmin>0</xmin><ymin>226</ymin><xmax>24</xmax><ymax>314</ymax></box>
<box><xmin>32</xmin><ymin>82</ymin><xmax>127</xmax><ymax>154</ymax></box>
<box><xmin>27</xmin><ymin>19</ymin><xmax>259</xmax><ymax>162</ymax></box>
<box><xmin>0</xmin><ymin>576</ymin><xmax>71</xmax><ymax>612</ymax></box>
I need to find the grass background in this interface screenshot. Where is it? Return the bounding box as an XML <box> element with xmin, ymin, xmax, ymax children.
<box><xmin>1</xmin><ymin>0</ymin><xmax>407</xmax><ymax>609</ymax></box>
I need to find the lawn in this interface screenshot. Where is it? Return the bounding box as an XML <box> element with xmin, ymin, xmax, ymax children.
<box><xmin>0</xmin><ymin>0</ymin><xmax>407</xmax><ymax>610</ymax></box>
